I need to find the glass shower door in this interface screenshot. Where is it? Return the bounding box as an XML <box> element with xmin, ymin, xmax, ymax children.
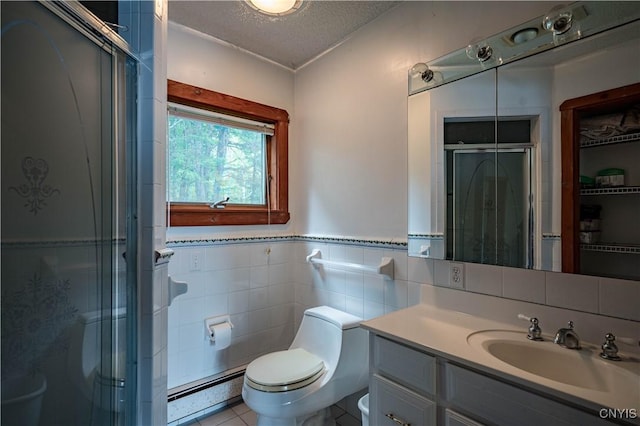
<box><xmin>1</xmin><ymin>2</ymin><xmax>137</xmax><ymax>425</ymax></box>
<box><xmin>451</xmin><ymin>149</ymin><xmax>531</xmax><ymax>267</ymax></box>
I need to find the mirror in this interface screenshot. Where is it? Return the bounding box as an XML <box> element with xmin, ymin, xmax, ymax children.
<box><xmin>408</xmin><ymin>70</ymin><xmax>497</xmax><ymax>260</ymax></box>
<box><xmin>408</xmin><ymin>2</ymin><xmax>640</xmax><ymax>279</ymax></box>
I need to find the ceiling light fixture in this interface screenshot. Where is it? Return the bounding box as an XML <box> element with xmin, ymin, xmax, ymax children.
<box><xmin>246</xmin><ymin>0</ymin><xmax>303</xmax><ymax>16</ymax></box>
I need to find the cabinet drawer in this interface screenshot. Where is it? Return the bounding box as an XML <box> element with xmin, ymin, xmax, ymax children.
<box><xmin>373</xmin><ymin>335</ymin><xmax>436</xmax><ymax>395</ymax></box>
<box><xmin>445</xmin><ymin>364</ymin><xmax>612</xmax><ymax>426</ymax></box>
<box><xmin>370</xmin><ymin>374</ymin><xmax>436</xmax><ymax>426</ymax></box>
<box><xmin>445</xmin><ymin>409</ymin><xmax>485</xmax><ymax>426</ymax></box>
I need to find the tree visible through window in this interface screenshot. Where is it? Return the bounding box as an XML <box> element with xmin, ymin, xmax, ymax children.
<box><xmin>168</xmin><ymin>111</ymin><xmax>267</xmax><ymax>205</ymax></box>
<box><xmin>167</xmin><ymin>80</ymin><xmax>290</xmax><ymax>226</ymax></box>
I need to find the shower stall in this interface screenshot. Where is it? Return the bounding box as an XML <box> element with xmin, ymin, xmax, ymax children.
<box><xmin>445</xmin><ymin>118</ymin><xmax>534</xmax><ymax>268</ymax></box>
<box><xmin>2</xmin><ymin>2</ymin><xmax>138</xmax><ymax>425</ymax></box>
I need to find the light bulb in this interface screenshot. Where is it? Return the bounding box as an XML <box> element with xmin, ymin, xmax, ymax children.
<box><xmin>466</xmin><ymin>43</ymin><xmax>493</xmax><ymax>62</ymax></box>
<box><xmin>543</xmin><ymin>6</ymin><xmax>573</xmax><ymax>35</ymax></box>
<box><xmin>409</xmin><ymin>63</ymin><xmax>434</xmax><ymax>83</ymax></box>
<box><xmin>542</xmin><ymin>5</ymin><xmax>581</xmax><ymax>45</ymax></box>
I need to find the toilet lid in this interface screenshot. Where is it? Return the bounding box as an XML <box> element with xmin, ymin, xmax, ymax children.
<box><xmin>246</xmin><ymin>348</ymin><xmax>325</xmax><ymax>392</ymax></box>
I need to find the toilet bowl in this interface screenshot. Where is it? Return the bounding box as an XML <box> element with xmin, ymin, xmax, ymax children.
<box><xmin>67</xmin><ymin>308</ymin><xmax>127</xmax><ymax>416</ymax></box>
<box><xmin>242</xmin><ymin>306</ymin><xmax>369</xmax><ymax>426</ymax></box>
<box><xmin>1</xmin><ymin>372</ymin><xmax>47</xmax><ymax>426</ymax></box>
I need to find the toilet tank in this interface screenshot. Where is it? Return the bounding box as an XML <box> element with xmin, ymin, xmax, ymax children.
<box><xmin>67</xmin><ymin>307</ymin><xmax>127</xmax><ymax>398</ymax></box>
<box><xmin>290</xmin><ymin>306</ymin><xmax>366</xmax><ymax>370</ymax></box>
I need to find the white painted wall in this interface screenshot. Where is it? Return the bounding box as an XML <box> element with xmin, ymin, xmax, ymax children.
<box><xmin>167</xmin><ymin>23</ymin><xmax>296</xmax><ymax>239</ymax></box>
<box><xmin>293</xmin><ymin>1</ymin><xmax>552</xmax><ymax>239</ymax></box>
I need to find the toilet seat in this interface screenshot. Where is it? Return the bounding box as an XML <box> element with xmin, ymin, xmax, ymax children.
<box><xmin>246</xmin><ymin>348</ymin><xmax>325</xmax><ymax>392</ymax></box>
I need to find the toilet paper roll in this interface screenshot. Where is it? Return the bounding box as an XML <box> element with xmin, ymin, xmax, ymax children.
<box><xmin>208</xmin><ymin>322</ymin><xmax>231</xmax><ymax>350</ymax></box>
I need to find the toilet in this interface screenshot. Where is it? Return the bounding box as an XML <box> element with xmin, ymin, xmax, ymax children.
<box><xmin>242</xmin><ymin>306</ymin><xmax>369</xmax><ymax>426</ymax></box>
<box><xmin>67</xmin><ymin>308</ymin><xmax>127</xmax><ymax>418</ymax></box>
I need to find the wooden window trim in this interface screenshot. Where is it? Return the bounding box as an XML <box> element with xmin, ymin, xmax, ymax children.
<box><xmin>167</xmin><ymin>79</ymin><xmax>290</xmax><ymax>226</ymax></box>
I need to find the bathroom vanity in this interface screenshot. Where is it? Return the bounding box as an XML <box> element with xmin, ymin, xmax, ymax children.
<box><xmin>361</xmin><ymin>305</ymin><xmax>640</xmax><ymax>426</ymax></box>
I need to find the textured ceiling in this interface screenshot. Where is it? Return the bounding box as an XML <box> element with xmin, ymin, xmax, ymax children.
<box><xmin>168</xmin><ymin>0</ymin><xmax>401</xmax><ymax>70</ymax></box>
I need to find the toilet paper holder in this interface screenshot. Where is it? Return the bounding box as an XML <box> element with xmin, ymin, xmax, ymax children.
<box><xmin>204</xmin><ymin>315</ymin><xmax>234</xmax><ymax>342</ymax></box>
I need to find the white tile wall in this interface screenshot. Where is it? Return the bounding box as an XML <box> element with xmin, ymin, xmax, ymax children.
<box><xmin>545</xmin><ymin>271</ymin><xmax>599</xmax><ymax>313</ymax></box>
<box><xmin>502</xmin><ymin>266</ymin><xmax>546</xmax><ymax>304</ymax></box>
<box><xmin>167</xmin><ymin>236</ymin><xmax>639</xmax><ymax>421</ymax></box>
<box><xmin>465</xmin><ymin>263</ymin><xmax>503</xmax><ymax>296</ymax></box>
<box><xmin>169</xmin><ymin>237</ymin><xmax>640</xmax><ymax>392</ymax></box>
<box><xmin>408</xmin><ymin>254</ymin><xmax>638</xmax><ymax>323</ymax></box>
<box><xmin>292</xmin><ymin>241</ymin><xmax>412</xmax><ymax>328</ymax></box>
<box><xmin>599</xmin><ymin>277</ymin><xmax>640</xmax><ymax>321</ymax></box>
<box><xmin>168</xmin><ymin>242</ymin><xmax>295</xmax><ymax>389</ymax></box>
<box><xmin>167</xmin><ymin>239</ymin><xmax>413</xmax><ymax>389</ymax></box>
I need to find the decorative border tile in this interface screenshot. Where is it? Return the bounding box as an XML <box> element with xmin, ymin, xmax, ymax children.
<box><xmin>407</xmin><ymin>233</ymin><xmax>444</xmax><ymax>239</ymax></box>
<box><xmin>167</xmin><ymin>235</ymin><xmax>293</xmax><ymax>247</ymax></box>
<box><xmin>542</xmin><ymin>233</ymin><xmax>561</xmax><ymax>240</ymax></box>
<box><xmin>167</xmin><ymin>234</ymin><xmax>408</xmax><ymax>250</ymax></box>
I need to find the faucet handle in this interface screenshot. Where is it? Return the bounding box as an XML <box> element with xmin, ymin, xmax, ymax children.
<box><xmin>600</xmin><ymin>333</ymin><xmax>621</xmax><ymax>361</ymax></box>
<box><xmin>527</xmin><ymin>318</ymin><xmax>543</xmax><ymax>341</ymax></box>
<box><xmin>518</xmin><ymin>314</ymin><xmax>543</xmax><ymax>341</ymax></box>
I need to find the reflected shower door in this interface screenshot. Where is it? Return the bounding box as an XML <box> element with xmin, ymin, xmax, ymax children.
<box><xmin>1</xmin><ymin>2</ymin><xmax>137</xmax><ymax>426</ymax></box>
<box><xmin>451</xmin><ymin>149</ymin><xmax>531</xmax><ymax>267</ymax></box>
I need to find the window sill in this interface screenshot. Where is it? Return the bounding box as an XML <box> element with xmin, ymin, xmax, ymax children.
<box><xmin>167</xmin><ymin>204</ymin><xmax>290</xmax><ymax>226</ymax></box>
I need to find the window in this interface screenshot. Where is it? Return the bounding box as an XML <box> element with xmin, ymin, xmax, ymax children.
<box><xmin>167</xmin><ymin>80</ymin><xmax>290</xmax><ymax>226</ymax></box>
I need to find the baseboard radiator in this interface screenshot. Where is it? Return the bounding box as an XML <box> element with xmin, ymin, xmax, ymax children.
<box><xmin>168</xmin><ymin>366</ymin><xmax>246</xmax><ymax>402</ymax></box>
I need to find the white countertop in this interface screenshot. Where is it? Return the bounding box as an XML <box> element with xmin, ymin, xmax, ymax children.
<box><xmin>361</xmin><ymin>304</ymin><xmax>640</xmax><ymax>412</ymax></box>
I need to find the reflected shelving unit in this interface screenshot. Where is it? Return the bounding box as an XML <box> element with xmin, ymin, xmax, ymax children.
<box><xmin>560</xmin><ymin>83</ymin><xmax>640</xmax><ymax>280</ymax></box>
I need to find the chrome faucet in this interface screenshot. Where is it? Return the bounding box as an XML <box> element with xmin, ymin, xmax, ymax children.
<box><xmin>554</xmin><ymin>321</ymin><xmax>581</xmax><ymax>349</ymax></box>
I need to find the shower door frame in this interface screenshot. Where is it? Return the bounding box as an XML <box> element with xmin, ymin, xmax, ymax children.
<box><xmin>36</xmin><ymin>2</ymin><xmax>140</xmax><ymax>424</ymax></box>
<box><xmin>447</xmin><ymin>146</ymin><xmax>534</xmax><ymax>268</ymax></box>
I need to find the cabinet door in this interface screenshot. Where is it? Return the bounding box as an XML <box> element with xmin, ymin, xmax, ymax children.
<box><xmin>370</xmin><ymin>374</ymin><xmax>436</xmax><ymax>426</ymax></box>
<box><xmin>445</xmin><ymin>409</ymin><xmax>486</xmax><ymax>426</ymax></box>
<box><xmin>445</xmin><ymin>364</ymin><xmax>613</xmax><ymax>426</ymax></box>
<box><xmin>373</xmin><ymin>335</ymin><xmax>436</xmax><ymax>395</ymax></box>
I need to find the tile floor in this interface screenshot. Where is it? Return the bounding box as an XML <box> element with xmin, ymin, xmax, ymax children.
<box><xmin>189</xmin><ymin>401</ymin><xmax>361</xmax><ymax>426</ymax></box>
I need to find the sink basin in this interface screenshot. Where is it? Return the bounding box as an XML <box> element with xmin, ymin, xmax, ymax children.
<box><xmin>467</xmin><ymin>330</ymin><xmax>640</xmax><ymax>393</ymax></box>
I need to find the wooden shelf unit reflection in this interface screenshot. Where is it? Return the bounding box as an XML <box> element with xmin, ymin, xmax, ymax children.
<box><xmin>560</xmin><ymin>82</ymin><xmax>640</xmax><ymax>274</ymax></box>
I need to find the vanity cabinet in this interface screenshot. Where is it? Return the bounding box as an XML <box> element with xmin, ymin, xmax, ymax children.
<box><xmin>369</xmin><ymin>334</ymin><xmax>624</xmax><ymax>426</ymax></box>
<box><xmin>369</xmin><ymin>334</ymin><xmax>437</xmax><ymax>425</ymax></box>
